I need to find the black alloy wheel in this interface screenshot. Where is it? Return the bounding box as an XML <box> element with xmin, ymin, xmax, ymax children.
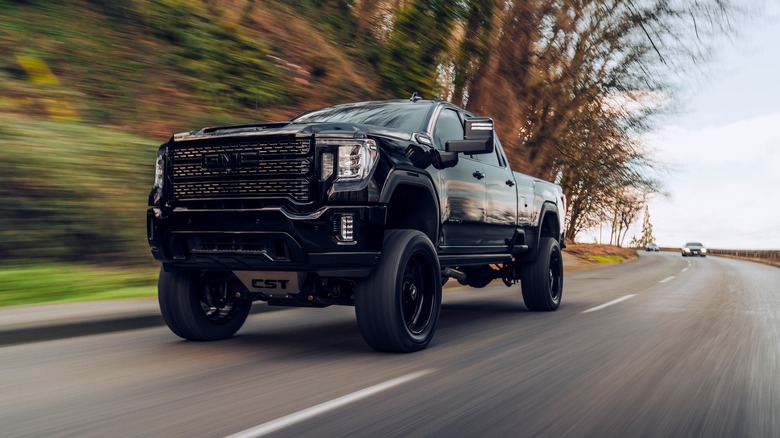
<box><xmin>520</xmin><ymin>237</ymin><xmax>563</xmax><ymax>311</ymax></box>
<box><xmin>400</xmin><ymin>252</ymin><xmax>435</xmax><ymax>336</ymax></box>
<box><xmin>355</xmin><ymin>229</ymin><xmax>441</xmax><ymax>353</ymax></box>
<box><xmin>158</xmin><ymin>268</ymin><xmax>252</xmax><ymax>341</ymax></box>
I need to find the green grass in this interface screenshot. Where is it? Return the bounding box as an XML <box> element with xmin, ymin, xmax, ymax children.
<box><xmin>0</xmin><ymin>263</ymin><xmax>158</xmax><ymax>307</ymax></box>
<box><xmin>587</xmin><ymin>255</ymin><xmax>626</xmax><ymax>264</ymax></box>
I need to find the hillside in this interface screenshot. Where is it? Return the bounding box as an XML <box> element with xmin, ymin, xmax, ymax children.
<box><xmin>0</xmin><ymin>0</ymin><xmax>382</xmax><ymax>138</ymax></box>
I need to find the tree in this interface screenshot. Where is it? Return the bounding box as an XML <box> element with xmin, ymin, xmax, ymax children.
<box><xmin>610</xmin><ymin>189</ymin><xmax>645</xmax><ymax>247</ymax></box>
<box><xmin>637</xmin><ymin>204</ymin><xmax>656</xmax><ymax>247</ymax></box>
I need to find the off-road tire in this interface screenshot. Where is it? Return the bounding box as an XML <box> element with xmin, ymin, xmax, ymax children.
<box><xmin>355</xmin><ymin>230</ymin><xmax>441</xmax><ymax>353</ymax></box>
<box><xmin>158</xmin><ymin>268</ymin><xmax>251</xmax><ymax>341</ymax></box>
<box><xmin>521</xmin><ymin>237</ymin><xmax>563</xmax><ymax>311</ymax></box>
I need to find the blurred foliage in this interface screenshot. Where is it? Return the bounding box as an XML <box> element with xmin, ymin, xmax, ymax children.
<box><xmin>0</xmin><ymin>0</ymin><xmax>378</xmax><ymax>136</ymax></box>
<box><xmin>377</xmin><ymin>0</ymin><xmax>462</xmax><ymax>98</ymax></box>
<box><xmin>0</xmin><ymin>115</ymin><xmax>157</xmax><ymax>264</ymax></box>
<box><xmin>137</xmin><ymin>0</ymin><xmax>292</xmax><ymax>110</ymax></box>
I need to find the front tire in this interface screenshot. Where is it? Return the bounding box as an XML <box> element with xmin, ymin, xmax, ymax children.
<box><xmin>158</xmin><ymin>268</ymin><xmax>251</xmax><ymax>341</ymax></box>
<box><xmin>355</xmin><ymin>230</ymin><xmax>441</xmax><ymax>353</ymax></box>
<box><xmin>521</xmin><ymin>237</ymin><xmax>563</xmax><ymax>311</ymax></box>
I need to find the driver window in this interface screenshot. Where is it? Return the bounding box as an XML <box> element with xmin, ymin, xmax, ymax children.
<box><xmin>477</xmin><ymin>141</ymin><xmax>502</xmax><ymax>167</ymax></box>
<box><xmin>434</xmin><ymin>109</ymin><xmax>464</xmax><ymax>150</ymax></box>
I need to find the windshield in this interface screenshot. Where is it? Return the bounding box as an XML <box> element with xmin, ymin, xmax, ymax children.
<box><xmin>686</xmin><ymin>242</ymin><xmax>703</xmax><ymax>247</ymax></box>
<box><xmin>292</xmin><ymin>102</ymin><xmax>433</xmax><ymax>132</ymax></box>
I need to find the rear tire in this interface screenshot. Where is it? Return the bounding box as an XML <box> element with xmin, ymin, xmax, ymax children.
<box><xmin>158</xmin><ymin>268</ymin><xmax>251</xmax><ymax>341</ymax></box>
<box><xmin>521</xmin><ymin>237</ymin><xmax>563</xmax><ymax>311</ymax></box>
<box><xmin>355</xmin><ymin>230</ymin><xmax>441</xmax><ymax>353</ymax></box>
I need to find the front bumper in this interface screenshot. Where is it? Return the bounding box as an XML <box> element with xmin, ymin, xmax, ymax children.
<box><xmin>147</xmin><ymin>205</ymin><xmax>386</xmax><ymax>277</ymax></box>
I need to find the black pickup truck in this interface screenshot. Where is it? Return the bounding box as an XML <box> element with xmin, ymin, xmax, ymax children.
<box><xmin>148</xmin><ymin>97</ymin><xmax>566</xmax><ymax>352</ymax></box>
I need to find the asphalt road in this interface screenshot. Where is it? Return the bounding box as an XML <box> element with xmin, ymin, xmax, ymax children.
<box><xmin>1</xmin><ymin>252</ymin><xmax>778</xmax><ymax>437</ymax></box>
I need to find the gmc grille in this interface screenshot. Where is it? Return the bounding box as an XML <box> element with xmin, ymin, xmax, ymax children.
<box><xmin>170</xmin><ymin>138</ymin><xmax>313</xmax><ymax>203</ymax></box>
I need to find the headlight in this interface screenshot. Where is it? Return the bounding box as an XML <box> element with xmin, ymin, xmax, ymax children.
<box><xmin>337</xmin><ymin>140</ymin><xmax>378</xmax><ymax>181</ymax></box>
<box><xmin>683</xmin><ymin>248</ymin><xmax>691</xmax><ymax>252</ymax></box>
<box><xmin>701</xmin><ymin>248</ymin><xmax>707</xmax><ymax>253</ymax></box>
<box><xmin>319</xmin><ymin>139</ymin><xmax>379</xmax><ymax>183</ymax></box>
<box><xmin>150</xmin><ymin>146</ymin><xmax>166</xmax><ymax>206</ymax></box>
<box><xmin>153</xmin><ymin>149</ymin><xmax>165</xmax><ymax>190</ymax></box>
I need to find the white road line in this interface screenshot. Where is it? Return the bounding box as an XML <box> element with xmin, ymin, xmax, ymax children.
<box><xmin>681</xmin><ymin>267</ymin><xmax>689</xmax><ymax>273</ymax></box>
<box><xmin>581</xmin><ymin>294</ymin><xmax>636</xmax><ymax>314</ymax></box>
<box><xmin>225</xmin><ymin>369</ymin><xmax>434</xmax><ymax>438</ymax></box>
<box><xmin>659</xmin><ymin>276</ymin><xmax>675</xmax><ymax>283</ymax></box>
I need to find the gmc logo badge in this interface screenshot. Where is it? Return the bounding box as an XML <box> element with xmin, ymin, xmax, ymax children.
<box><xmin>202</xmin><ymin>152</ymin><xmax>259</xmax><ymax>170</ymax></box>
<box><xmin>251</xmin><ymin>279</ymin><xmax>291</xmax><ymax>290</ymax></box>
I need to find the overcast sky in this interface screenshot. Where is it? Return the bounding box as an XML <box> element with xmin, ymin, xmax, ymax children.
<box><xmin>614</xmin><ymin>2</ymin><xmax>780</xmax><ymax>250</ymax></box>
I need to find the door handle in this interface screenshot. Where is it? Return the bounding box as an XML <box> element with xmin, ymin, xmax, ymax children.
<box><xmin>505</xmin><ymin>179</ymin><xmax>515</xmax><ymax>187</ymax></box>
<box><xmin>473</xmin><ymin>171</ymin><xmax>485</xmax><ymax>180</ymax></box>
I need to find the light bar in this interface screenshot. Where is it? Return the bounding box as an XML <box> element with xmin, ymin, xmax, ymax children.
<box><xmin>339</xmin><ymin>214</ymin><xmax>354</xmax><ymax>243</ymax></box>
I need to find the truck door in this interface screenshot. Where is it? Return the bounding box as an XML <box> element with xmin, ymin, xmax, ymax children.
<box><xmin>477</xmin><ymin>136</ymin><xmax>517</xmax><ymax>249</ymax></box>
<box><xmin>513</xmin><ymin>172</ymin><xmax>535</xmax><ymax>227</ymax></box>
<box><xmin>434</xmin><ymin>108</ymin><xmax>487</xmax><ymax>251</ymax></box>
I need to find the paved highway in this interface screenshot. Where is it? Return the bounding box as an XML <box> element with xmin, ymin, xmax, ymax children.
<box><xmin>1</xmin><ymin>252</ymin><xmax>778</xmax><ymax>437</ymax></box>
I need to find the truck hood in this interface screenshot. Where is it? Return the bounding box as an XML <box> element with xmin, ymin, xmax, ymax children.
<box><xmin>171</xmin><ymin>121</ymin><xmax>414</xmax><ymax>143</ymax></box>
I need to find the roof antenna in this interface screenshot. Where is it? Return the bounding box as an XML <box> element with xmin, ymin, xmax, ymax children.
<box><xmin>410</xmin><ymin>92</ymin><xmax>422</xmax><ymax>102</ymax></box>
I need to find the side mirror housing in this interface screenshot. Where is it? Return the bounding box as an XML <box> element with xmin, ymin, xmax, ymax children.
<box><xmin>434</xmin><ymin>151</ymin><xmax>458</xmax><ymax>169</ymax></box>
<box><xmin>405</xmin><ymin>144</ymin><xmax>459</xmax><ymax>169</ymax></box>
<box><xmin>445</xmin><ymin>117</ymin><xmax>494</xmax><ymax>155</ymax></box>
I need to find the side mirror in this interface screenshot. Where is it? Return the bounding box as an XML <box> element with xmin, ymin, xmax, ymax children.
<box><xmin>445</xmin><ymin>117</ymin><xmax>494</xmax><ymax>155</ymax></box>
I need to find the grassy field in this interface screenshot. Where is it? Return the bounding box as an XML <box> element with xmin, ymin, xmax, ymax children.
<box><xmin>0</xmin><ymin>263</ymin><xmax>157</xmax><ymax>307</ymax></box>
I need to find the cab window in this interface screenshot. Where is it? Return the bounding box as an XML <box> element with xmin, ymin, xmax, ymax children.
<box><xmin>477</xmin><ymin>143</ymin><xmax>502</xmax><ymax>167</ymax></box>
<box><xmin>474</xmin><ymin>132</ymin><xmax>505</xmax><ymax>168</ymax></box>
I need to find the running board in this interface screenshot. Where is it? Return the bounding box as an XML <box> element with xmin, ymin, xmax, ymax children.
<box><xmin>438</xmin><ymin>253</ymin><xmax>513</xmax><ymax>267</ymax></box>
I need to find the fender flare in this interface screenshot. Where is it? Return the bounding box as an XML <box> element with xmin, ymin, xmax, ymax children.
<box><xmin>379</xmin><ymin>168</ymin><xmax>441</xmax><ymax>243</ymax></box>
<box><xmin>535</xmin><ymin>201</ymin><xmax>561</xmax><ymax>249</ymax></box>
